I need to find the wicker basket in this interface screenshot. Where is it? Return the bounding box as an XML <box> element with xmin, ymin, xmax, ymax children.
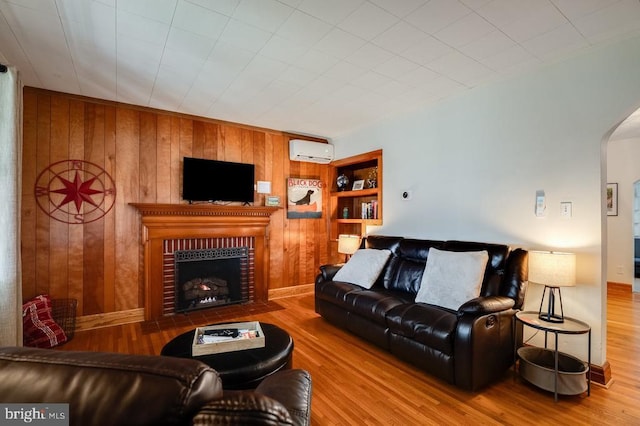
<box><xmin>518</xmin><ymin>346</ymin><xmax>588</xmax><ymax>395</ymax></box>
<box><xmin>51</xmin><ymin>298</ymin><xmax>78</xmax><ymax>341</ymax></box>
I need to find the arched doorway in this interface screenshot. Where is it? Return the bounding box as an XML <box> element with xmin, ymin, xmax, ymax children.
<box><xmin>606</xmin><ymin>108</ymin><xmax>640</xmax><ymax>293</ymax></box>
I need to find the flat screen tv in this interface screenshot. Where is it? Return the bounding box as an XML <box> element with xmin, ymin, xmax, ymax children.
<box><xmin>182</xmin><ymin>157</ymin><xmax>255</xmax><ymax>204</ymax></box>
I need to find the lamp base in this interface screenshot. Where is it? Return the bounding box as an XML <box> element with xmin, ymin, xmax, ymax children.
<box><xmin>538</xmin><ymin>285</ymin><xmax>565</xmax><ymax>324</ymax></box>
<box><xmin>538</xmin><ymin>312</ymin><xmax>564</xmax><ymax>323</ymax></box>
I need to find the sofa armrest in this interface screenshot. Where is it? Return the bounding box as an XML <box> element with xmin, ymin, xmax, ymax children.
<box><xmin>256</xmin><ymin>369</ymin><xmax>312</xmax><ymax>426</ymax></box>
<box><xmin>458</xmin><ymin>296</ymin><xmax>515</xmax><ymax>315</ymax></box>
<box><xmin>194</xmin><ymin>370</ymin><xmax>311</xmax><ymax>426</ymax></box>
<box><xmin>316</xmin><ymin>264</ymin><xmax>343</xmax><ymax>283</ymax></box>
<box><xmin>193</xmin><ymin>393</ymin><xmax>294</xmax><ymax>425</ymax></box>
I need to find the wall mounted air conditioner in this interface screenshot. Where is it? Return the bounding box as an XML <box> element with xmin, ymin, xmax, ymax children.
<box><xmin>289</xmin><ymin>139</ymin><xmax>334</xmax><ymax>164</ymax></box>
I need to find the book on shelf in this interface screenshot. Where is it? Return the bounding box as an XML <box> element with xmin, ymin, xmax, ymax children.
<box><xmin>360</xmin><ymin>200</ymin><xmax>378</xmax><ymax>219</ymax></box>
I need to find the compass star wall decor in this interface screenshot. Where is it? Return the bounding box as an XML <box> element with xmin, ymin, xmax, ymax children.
<box><xmin>35</xmin><ymin>160</ymin><xmax>116</xmax><ymax>224</ymax></box>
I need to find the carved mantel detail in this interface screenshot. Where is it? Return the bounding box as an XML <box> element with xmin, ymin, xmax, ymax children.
<box><xmin>130</xmin><ymin>203</ymin><xmax>280</xmax><ymax>321</ymax></box>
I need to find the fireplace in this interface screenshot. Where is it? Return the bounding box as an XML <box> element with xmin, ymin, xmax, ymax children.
<box><xmin>130</xmin><ymin>203</ymin><xmax>279</xmax><ymax>321</ymax></box>
<box><xmin>174</xmin><ymin>247</ymin><xmax>249</xmax><ymax>313</ymax></box>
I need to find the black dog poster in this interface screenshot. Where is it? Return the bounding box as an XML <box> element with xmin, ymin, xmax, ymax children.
<box><xmin>287</xmin><ymin>177</ymin><xmax>323</xmax><ymax>219</ymax></box>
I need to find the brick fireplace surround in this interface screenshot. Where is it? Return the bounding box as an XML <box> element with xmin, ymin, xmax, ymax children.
<box><xmin>130</xmin><ymin>204</ymin><xmax>279</xmax><ymax>321</ymax></box>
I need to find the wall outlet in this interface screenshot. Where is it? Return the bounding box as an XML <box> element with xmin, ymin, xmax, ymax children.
<box><xmin>560</xmin><ymin>201</ymin><xmax>572</xmax><ymax>218</ymax></box>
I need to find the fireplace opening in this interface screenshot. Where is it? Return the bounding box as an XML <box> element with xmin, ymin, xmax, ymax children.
<box><xmin>174</xmin><ymin>247</ymin><xmax>249</xmax><ymax>313</ymax></box>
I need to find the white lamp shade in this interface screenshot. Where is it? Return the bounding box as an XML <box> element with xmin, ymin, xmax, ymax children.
<box><xmin>338</xmin><ymin>234</ymin><xmax>361</xmax><ymax>255</ymax></box>
<box><xmin>528</xmin><ymin>251</ymin><xmax>576</xmax><ymax>287</ymax></box>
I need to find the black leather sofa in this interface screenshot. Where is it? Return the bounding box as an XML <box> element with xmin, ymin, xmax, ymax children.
<box><xmin>0</xmin><ymin>346</ymin><xmax>312</xmax><ymax>426</ymax></box>
<box><xmin>315</xmin><ymin>235</ymin><xmax>528</xmax><ymax>391</ymax></box>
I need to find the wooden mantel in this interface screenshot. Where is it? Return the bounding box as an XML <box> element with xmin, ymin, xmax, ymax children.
<box><xmin>130</xmin><ymin>203</ymin><xmax>280</xmax><ymax>321</ymax></box>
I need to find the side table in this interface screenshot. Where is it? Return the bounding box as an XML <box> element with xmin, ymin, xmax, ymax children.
<box><xmin>515</xmin><ymin>311</ymin><xmax>591</xmax><ymax>401</ymax></box>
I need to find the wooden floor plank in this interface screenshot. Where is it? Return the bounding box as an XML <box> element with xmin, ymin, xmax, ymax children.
<box><xmin>58</xmin><ymin>286</ymin><xmax>640</xmax><ymax>425</ymax></box>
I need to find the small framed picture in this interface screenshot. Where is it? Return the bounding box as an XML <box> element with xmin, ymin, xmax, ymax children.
<box><xmin>607</xmin><ymin>183</ymin><xmax>618</xmax><ymax>216</ymax></box>
<box><xmin>265</xmin><ymin>195</ymin><xmax>281</xmax><ymax>206</ymax></box>
<box><xmin>352</xmin><ymin>180</ymin><xmax>365</xmax><ymax>191</ymax></box>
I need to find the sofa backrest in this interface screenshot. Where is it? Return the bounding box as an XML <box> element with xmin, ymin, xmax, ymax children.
<box><xmin>0</xmin><ymin>346</ymin><xmax>223</xmax><ymax>426</ymax></box>
<box><xmin>381</xmin><ymin>238</ymin><xmax>445</xmax><ymax>294</ymax></box>
<box><xmin>363</xmin><ymin>235</ymin><xmax>528</xmax><ymax>309</ymax></box>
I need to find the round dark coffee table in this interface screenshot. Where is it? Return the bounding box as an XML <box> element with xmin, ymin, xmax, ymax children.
<box><xmin>160</xmin><ymin>322</ymin><xmax>293</xmax><ymax>390</ymax></box>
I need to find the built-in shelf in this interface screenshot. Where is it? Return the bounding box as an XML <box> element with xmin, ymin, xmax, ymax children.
<box><xmin>329</xmin><ymin>150</ymin><xmax>382</xmax><ymax>239</ymax></box>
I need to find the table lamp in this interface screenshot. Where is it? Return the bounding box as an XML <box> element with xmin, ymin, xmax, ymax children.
<box><xmin>528</xmin><ymin>251</ymin><xmax>576</xmax><ymax>323</ymax></box>
<box><xmin>337</xmin><ymin>234</ymin><xmax>360</xmax><ymax>262</ymax></box>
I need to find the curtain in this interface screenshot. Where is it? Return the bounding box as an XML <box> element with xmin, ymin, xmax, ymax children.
<box><xmin>0</xmin><ymin>65</ymin><xmax>23</xmax><ymax>346</ymax></box>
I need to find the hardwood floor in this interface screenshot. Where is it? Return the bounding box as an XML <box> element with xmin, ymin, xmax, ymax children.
<box><xmin>59</xmin><ymin>285</ymin><xmax>640</xmax><ymax>425</ymax></box>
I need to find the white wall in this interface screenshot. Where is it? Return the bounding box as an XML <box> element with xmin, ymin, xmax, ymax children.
<box><xmin>332</xmin><ymin>36</ymin><xmax>640</xmax><ymax>367</ymax></box>
<box><xmin>607</xmin><ymin>137</ymin><xmax>640</xmax><ymax>288</ymax></box>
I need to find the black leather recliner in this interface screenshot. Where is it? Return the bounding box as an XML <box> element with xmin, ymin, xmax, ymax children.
<box><xmin>0</xmin><ymin>346</ymin><xmax>312</xmax><ymax>426</ymax></box>
<box><xmin>315</xmin><ymin>235</ymin><xmax>528</xmax><ymax>391</ymax></box>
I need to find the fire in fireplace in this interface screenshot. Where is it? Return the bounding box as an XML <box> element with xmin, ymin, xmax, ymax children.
<box><xmin>174</xmin><ymin>247</ymin><xmax>249</xmax><ymax>313</ymax></box>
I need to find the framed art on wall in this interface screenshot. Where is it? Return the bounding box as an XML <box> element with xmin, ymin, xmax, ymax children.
<box><xmin>607</xmin><ymin>183</ymin><xmax>618</xmax><ymax>216</ymax></box>
<box><xmin>287</xmin><ymin>177</ymin><xmax>323</xmax><ymax>219</ymax></box>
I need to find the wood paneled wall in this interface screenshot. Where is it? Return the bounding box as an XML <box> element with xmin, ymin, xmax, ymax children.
<box><xmin>21</xmin><ymin>87</ymin><xmax>333</xmax><ymax>317</ymax></box>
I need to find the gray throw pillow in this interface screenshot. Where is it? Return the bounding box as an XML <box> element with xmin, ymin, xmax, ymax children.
<box><xmin>333</xmin><ymin>249</ymin><xmax>391</xmax><ymax>289</ymax></box>
<box><xmin>415</xmin><ymin>248</ymin><xmax>488</xmax><ymax>310</ymax></box>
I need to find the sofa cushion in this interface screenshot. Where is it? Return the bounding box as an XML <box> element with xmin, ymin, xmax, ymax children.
<box><xmin>415</xmin><ymin>248</ymin><xmax>488</xmax><ymax>311</ymax></box>
<box><xmin>386</xmin><ymin>303</ymin><xmax>458</xmax><ymax>355</ymax></box>
<box><xmin>333</xmin><ymin>249</ymin><xmax>391</xmax><ymax>289</ymax></box>
<box><xmin>315</xmin><ymin>280</ymin><xmax>363</xmax><ymax>303</ymax></box>
<box><xmin>22</xmin><ymin>294</ymin><xmax>68</xmax><ymax>348</ymax></box>
<box><xmin>343</xmin><ymin>289</ymin><xmax>413</xmax><ymax>326</ymax></box>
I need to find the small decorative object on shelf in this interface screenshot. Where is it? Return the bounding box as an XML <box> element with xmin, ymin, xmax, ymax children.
<box><xmin>337</xmin><ymin>174</ymin><xmax>349</xmax><ymax>191</ymax></box>
<box><xmin>343</xmin><ymin>207</ymin><xmax>349</xmax><ymax>219</ymax></box>
<box><xmin>265</xmin><ymin>195</ymin><xmax>281</xmax><ymax>206</ymax></box>
<box><xmin>367</xmin><ymin>166</ymin><xmax>378</xmax><ymax>189</ymax></box>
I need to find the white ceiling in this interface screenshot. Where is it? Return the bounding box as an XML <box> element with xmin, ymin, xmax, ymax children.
<box><xmin>2</xmin><ymin>0</ymin><xmax>640</xmax><ymax>138</ymax></box>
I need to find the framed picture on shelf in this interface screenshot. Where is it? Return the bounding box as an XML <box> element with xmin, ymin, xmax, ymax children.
<box><xmin>352</xmin><ymin>180</ymin><xmax>365</xmax><ymax>191</ymax></box>
<box><xmin>607</xmin><ymin>183</ymin><xmax>618</xmax><ymax>216</ymax></box>
<box><xmin>287</xmin><ymin>177</ymin><xmax>323</xmax><ymax>219</ymax></box>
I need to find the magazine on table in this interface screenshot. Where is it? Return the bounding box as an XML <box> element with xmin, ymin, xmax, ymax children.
<box><xmin>198</xmin><ymin>328</ymin><xmax>259</xmax><ymax>344</ymax></box>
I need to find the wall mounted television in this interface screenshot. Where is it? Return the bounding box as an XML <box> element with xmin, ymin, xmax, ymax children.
<box><xmin>182</xmin><ymin>157</ymin><xmax>255</xmax><ymax>204</ymax></box>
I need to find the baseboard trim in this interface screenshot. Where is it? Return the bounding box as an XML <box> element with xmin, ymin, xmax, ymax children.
<box><xmin>74</xmin><ymin>286</ymin><xmax>315</xmax><ymax>331</ymax></box>
<box><xmin>268</xmin><ymin>284</ymin><xmax>314</xmax><ymax>299</ymax></box>
<box><xmin>75</xmin><ymin>308</ymin><xmax>145</xmax><ymax>331</ymax></box>
<box><xmin>590</xmin><ymin>360</ymin><xmax>613</xmax><ymax>388</ymax></box>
